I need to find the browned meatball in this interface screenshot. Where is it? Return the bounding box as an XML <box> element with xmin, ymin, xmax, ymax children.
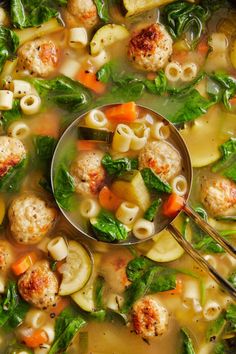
<box><xmin>0</xmin><ymin>136</ymin><xmax>26</xmax><ymax>179</ymax></box>
<box><xmin>132</xmin><ymin>296</ymin><xmax>169</xmax><ymax>338</ymax></box>
<box><xmin>67</xmin><ymin>0</ymin><xmax>98</xmax><ymax>28</ymax></box>
<box><xmin>128</xmin><ymin>23</ymin><xmax>173</xmax><ymax>71</ymax></box>
<box><xmin>0</xmin><ymin>240</ymin><xmax>13</xmax><ymax>271</ymax></box>
<box><xmin>18</xmin><ymin>260</ymin><xmax>60</xmax><ymax>309</ymax></box>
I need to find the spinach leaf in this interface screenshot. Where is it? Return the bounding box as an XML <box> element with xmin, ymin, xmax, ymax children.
<box><xmin>0</xmin><ymin>26</ymin><xmax>19</xmax><ymax>72</ymax></box>
<box><xmin>32</xmin><ymin>76</ymin><xmax>92</xmax><ymax>113</ymax></box>
<box><xmin>144</xmin><ymin>199</ymin><xmax>162</xmax><ymax>222</ymax></box>
<box><xmin>53</xmin><ymin>163</ymin><xmax>75</xmax><ymax>211</ymax></box>
<box><xmin>144</xmin><ymin>70</ymin><xmax>167</xmax><ymax>95</ymax></box>
<box><xmin>33</xmin><ymin>135</ymin><xmax>57</xmax><ymax>161</ymax></box>
<box><xmin>209</xmin><ymin>73</ymin><xmax>236</xmax><ymax>110</ymax></box>
<box><xmin>126</xmin><ymin>256</ymin><xmax>157</xmax><ymax>282</ymax></box>
<box><xmin>94</xmin><ymin>0</ymin><xmax>109</xmax><ymax>23</ymax></box>
<box><xmin>39</xmin><ymin>175</ymin><xmax>53</xmax><ymax>194</ymax></box>
<box><xmin>225</xmin><ymin>304</ymin><xmax>236</xmax><ymax>332</ymax></box>
<box><xmin>102</xmin><ymin>153</ymin><xmax>138</xmax><ymax>177</ymax></box>
<box><xmin>141</xmin><ymin>168</ymin><xmax>172</xmax><ymax>194</ymax></box>
<box><xmin>181</xmin><ymin>328</ymin><xmax>195</xmax><ymax>354</ymax></box>
<box><xmin>10</xmin><ymin>0</ymin><xmax>67</xmax><ymax>28</ymax></box>
<box><xmin>0</xmin><ymin>158</ymin><xmax>28</xmax><ymax>193</ymax></box>
<box><xmin>213</xmin><ymin>342</ymin><xmax>226</xmax><ymax>354</ymax></box>
<box><xmin>228</xmin><ymin>271</ymin><xmax>236</xmax><ymax>288</ymax></box>
<box><xmin>212</xmin><ymin>138</ymin><xmax>236</xmax><ymax>182</ymax></box>
<box><xmin>206</xmin><ymin>312</ymin><xmax>226</xmax><ymax>342</ymax></box>
<box><xmin>90</xmin><ymin>210</ymin><xmax>128</xmax><ymax>242</ymax></box>
<box><xmin>1</xmin><ymin>100</ymin><xmax>21</xmax><ymax>130</ymax></box>
<box><xmin>49</xmin><ymin>308</ymin><xmax>86</xmax><ymax>354</ymax></box>
<box><xmin>94</xmin><ymin>276</ymin><xmax>105</xmax><ymax>310</ymax></box>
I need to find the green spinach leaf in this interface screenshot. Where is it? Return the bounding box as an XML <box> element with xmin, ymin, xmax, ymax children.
<box><xmin>225</xmin><ymin>304</ymin><xmax>236</xmax><ymax>332</ymax></box>
<box><xmin>54</xmin><ymin>163</ymin><xmax>75</xmax><ymax>211</ymax></box>
<box><xmin>209</xmin><ymin>73</ymin><xmax>236</xmax><ymax>110</ymax></box>
<box><xmin>1</xmin><ymin>100</ymin><xmax>21</xmax><ymax>130</ymax></box>
<box><xmin>212</xmin><ymin>138</ymin><xmax>236</xmax><ymax>182</ymax></box>
<box><xmin>141</xmin><ymin>168</ymin><xmax>172</xmax><ymax>193</ymax></box>
<box><xmin>90</xmin><ymin>210</ymin><xmax>128</xmax><ymax>242</ymax></box>
<box><xmin>181</xmin><ymin>328</ymin><xmax>195</xmax><ymax>354</ymax></box>
<box><xmin>94</xmin><ymin>0</ymin><xmax>109</xmax><ymax>22</ymax></box>
<box><xmin>102</xmin><ymin>153</ymin><xmax>138</xmax><ymax>177</ymax></box>
<box><xmin>206</xmin><ymin>312</ymin><xmax>226</xmax><ymax>342</ymax></box>
<box><xmin>0</xmin><ymin>158</ymin><xmax>28</xmax><ymax>193</ymax></box>
<box><xmin>0</xmin><ymin>26</ymin><xmax>19</xmax><ymax>72</ymax></box>
<box><xmin>94</xmin><ymin>276</ymin><xmax>105</xmax><ymax>310</ymax></box>
<box><xmin>33</xmin><ymin>135</ymin><xmax>57</xmax><ymax>161</ymax></box>
<box><xmin>228</xmin><ymin>271</ymin><xmax>236</xmax><ymax>288</ymax></box>
<box><xmin>144</xmin><ymin>199</ymin><xmax>162</xmax><ymax>222</ymax></box>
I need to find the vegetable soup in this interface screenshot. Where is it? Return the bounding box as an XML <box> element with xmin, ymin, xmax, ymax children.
<box><xmin>0</xmin><ymin>1</ymin><xmax>235</xmax><ymax>354</ymax></box>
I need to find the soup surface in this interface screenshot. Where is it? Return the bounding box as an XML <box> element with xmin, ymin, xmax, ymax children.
<box><xmin>0</xmin><ymin>1</ymin><xmax>235</xmax><ymax>354</ymax></box>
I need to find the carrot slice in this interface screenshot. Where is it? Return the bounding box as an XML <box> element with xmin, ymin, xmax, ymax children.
<box><xmin>105</xmin><ymin>102</ymin><xmax>137</xmax><ymax>123</ymax></box>
<box><xmin>161</xmin><ymin>279</ymin><xmax>183</xmax><ymax>295</ymax></box>
<box><xmin>76</xmin><ymin>140</ymin><xmax>98</xmax><ymax>151</ymax></box>
<box><xmin>99</xmin><ymin>186</ymin><xmax>122</xmax><ymax>211</ymax></box>
<box><xmin>22</xmin><ymin>329</ymin><xmax>48</xmax><ymax>348</ymax></box>
<box><xmin>162</xmin><ymin>194</ymin><xmax>185</xmax><ymax>218</ymax></box>
<box><xmin>197</xmin><ymin>40</ymin><xmax>209</xmax><ymax>56</ymax></box>
<box><xmin>11</xmin><ymin>252</ymin><xmax>37</xmax><ymax>276</ymax></box>
<box><xmin>76</xmin><ymin>69</ymin><xmax>106</xmax><ymax>94</ymax></box>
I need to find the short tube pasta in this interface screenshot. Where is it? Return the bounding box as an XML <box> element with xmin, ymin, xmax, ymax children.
<box><xmin>41</xmin><ymin>322</ymin><xmax>55</xmax><ymax>344</ymax></box>
<box><xmin>80</xmin><ymin>198</ymin><xmax>100</xmax><ymax>218</ymax></box>
<box><xmin>25</xmin><ymin>309</ymin><xmax>48</xmax><ymax>329</ymax></box>
<box><xmin>69</xmin><ymin>27</ymin><xmax>88</xmax><ymax>48</ymax></box>
<box><xmin>210</xmin><ymin>32</ymin><xmax>228</xmax><ymax>52</ymax></box>
<box><xmin>10</xmin><ymin>80</ymin><xmax>31</xmax><ymax>98</ymax></box>
<box><xmin>85</xmin><ymin>109</ymin><xmax>108</xmax><ymax>129</ymax></box>
<box><xmin>165</xmin><ymin>61</ymin><xmax>182</xmax><ymax>82</ymax></box>
<box><xmin>182</xmin><ymin>279</ymin><xmax>200</xmax><ymax>301</ymax></box>
<box><xmin>203</xmin><ymin>300</ymin><xmax>221</xmax><ymax>321</ymax></box>
<box><xmin>59</xmin><ymin>58</ymin><xmax>81</xmax><ymax>79</ymax></box>
<box><xmin>8</xmin><ymin>121</ymin><xmax>30</xmax><ymax>140</ymax></box>
<box><xmin>0</xmin><ymin>90</ymin><xmax>13</xmax><ymax>110</ymax></box>
<box><xmin>116</xmin><ymin>202</ymin><xmax>139</xmax><ymax>225</ymax></box>
<box><xmin>0</xmin><ymin>275</ymin><xmax>5</xmax><ymax>294</ymax></box>
<box><xmin>171</xmin><ymin>175</ymin><xmax>188</xmax><ymax>196</ymax></box>
<box><xmin>151</xmin><ymin>121</ymin><xmax>170</xmax><ymax>140</ymax></box>
<box><xmin>130</xmin><ymin>135</ymin><xmax>147</xmax><ymax>151</ymax></box>
<box><xmin>20</xmin><ymin>94</ymin><xmax>41</xmax><ymax>115</ymax></box>
<box><xmin>47</xmin><ymin>237</ymin><xmax>68</xmax><ymax>261</ymax></box>
<box><xmin>181</xmin><ymin>63</ymin><xmax>198</xmax><ymax>82</ymax></box>
<box><xmin>112</xmin><ymin>124</ymin><xmax>134</xmax><ymax>152</ymax></box>
<box><xmin>132</xmin><ymin>218</ymin><xmax>155</xmax><ymax>239</ymax></box>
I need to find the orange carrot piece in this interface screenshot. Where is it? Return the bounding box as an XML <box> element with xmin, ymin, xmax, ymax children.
<box><xmin>197</xmin><ymin>40</ymin><xmax>209</xmax><ymax>56</ymax></box>
<box><xmin>76</xmin><ymin>69</ymin><xmax>106</xmax><ymax>94</ymax></box>
<box><xmin>162</xmin><ymin>194</ymin><xmax>185</xmax><ymax>218</ymax></box>
<box><xmin>22</xmin><ymin>329</ymin><xmax>48</xmax><ymax>348</ymax></box>
<box><xmin>105</xmin><ymin>102</ymin><xmax>137</xmax><ymax>123</ymax></box>
<box><xmin>161</xmin><ymin>279</ymin><xmax>183</xmax><ymax>295</ymax></box>
<box><xmin>99</xmin><ymin>186</ymin><xmax>122</xmax><ymax>211</ymax></box>
<box><xmin>76</xmin><ymin>140</ymin><xmax>98</xmax><ymax>151</ymax></box>
<box><xmin>230</xmin><ymin>96</ymin><xmax>236</xmax><ymax>105</ymax></box>
<box><xmin>49</xmin><ymin>297</ymin><xmax>70</xmax><ymax>317</ymax></box>
<box><xmin>11</xmin><ymin>252</ymin><xmax>37</xmax><ymax>276</ymax></box>
<box><xmin>32</xmin><ymin>112</ymin><xmax>60</xmax><ymax>138</ymax></box>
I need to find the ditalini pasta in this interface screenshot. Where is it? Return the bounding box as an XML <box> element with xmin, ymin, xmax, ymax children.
<box><xmin>210</xmin><ymin>32</ymin><xmax>228</xmax><ymax>52</ymax></box>
<box><xmin>59</xmin><ymin>58</ymin><xmax>81</xmax><ymax>79</ymax></box>
<box><xmin>8</xmin><ymin>121</ymin><xmax>30</xmax><ymax>139</ymax></box>
<box><xmin>112</xmin><ymin>124</ymin><xmax>134</xmax><ymax>152</ymax></box>
<box><xmin>85</xmin><ymin>109</ymin><xmax>108</xmax><ymax>129</ymax></box>
<box><xmin>0</xmin><ymin>90</ymin><xmax>13</xmax><ymax>110</ymax></box>
<box><xmin>181</xmin><ymin>63</ymin><xmax>198</xmax><ymax>82</ymax></box>
<box><xmin>203</xmin><ymin>300</ymin><xmax>222</xmax><ymax>321</ymax></box>
<box><xmin>89</xmin><ymin>50</ymin><xmax>110</xmax><ymax>69</ymax></box>
<box><xmin>47</xmin><ymin>237</ymin><xmax>68</xmax><ymax>261</ymax></box>
<box><xmin>130</xmin><ymin>135</ymin><xmax>147</xmax><ymax>150</ymax></box>
<box><xmin>41</xmin><ymin>322</ymin><xmax>55</xmax><ymax>344</ymax></box>
<box><xmin>10</xmin><ymin>80</ymin><xmax>31</xmax><ymax>98</ymax></box>
<box><xmin>171</xmin><ymin>175</ymin><xmax>188</xmax><ymax>196</ymax></box>
<box><xmin>165</xmin><ymin>61</ymin><xmax>182</xmax><ymax>82</ymax></box>
<box><xmin>80</xmin><ymin>198</ymin><xmax>100</xmax><ymax>218</ymax></box>
<box><xmin>116</xmin><ymin>202</ymin><xmax>139</xmax><ymax>225</ymax></box>
<box><xmin>25</xmin><ymin>309</ymin><xmax>48</xmax><ymax>329</ymax></box>
<box><xmin>69</xmin><ymin>27</ymin><xmax>88</xmax><ymax>48</ymax></box>
<box><xmin>151</xmin><ymin>121</ymin><xmax>170</xmax><ymax>140</ymax></box>
<box><xmin>20</xmin><ymin>94</ymin><xmax>41</xmax><ymax>115</ymax></box>
<box><xmin>132</xmin><ymin>218</ymin><xmax>155</xmax><ymax>239</ymax></box>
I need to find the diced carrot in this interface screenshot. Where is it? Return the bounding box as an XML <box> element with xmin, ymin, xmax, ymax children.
<box><xmin>229</xmin><ymin>96</ymin><xmax>236</xmax><ymax>105</ymax></box>
<box><xmin>99</xmin><ymin>186</ymin><xmax>122</xmax><ymax>211</ymax></box>
<box><xmin>22</xmin><ymin>329</ymin><xmax>48</xmax><ymax>348</ymax></box>
<box><xmin>32</xmin><ymin>112</ymin><xmax>60</xmax><ymax>138</ymax></box>
<box><xmin>49</xmin><ymin>297</ymin><xmax>70</xmax><ymax>317</ymax></box>
<box><xmin>197</xmin><ymin>40</ymin><xmax>209</xmax><ymax>56</ymax></box>
<box><xmin>11</xmin><ymin>252</ymin><xmax>37</xmax><ymax>276</ymax></box>
<box><xmin>162</xmin><ymin>194</ymin><xmax>185</xmax><ymax>218</ymax></box>
<box><xmin>76</xmin><ymin>69</ymin><xmax>106</xmax><ymax>94</ymax></box>
<box><xmin>76</xmin><ymin>140</ymin><xmax>98</xmax><ymax>151</ymax></box>
<box><xmin>161</xmin><ymin>278</ymin><xmax>183</xmax><ymax>295</ymax></box>
<box><xmin>105</xmin><ymin>102</ymin><xmax>137</xmax><ymax>123</ymax></box>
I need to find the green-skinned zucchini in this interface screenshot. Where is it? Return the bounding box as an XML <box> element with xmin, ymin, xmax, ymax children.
<box><xmin>123</xmin><ymin>0</ymin><xmax>175</xmax><ymax>17</ymax></box>
<box><xmin>78</xmin><ymin>127</ymin><xmax>113</xmax><ymax>143</ymax></box>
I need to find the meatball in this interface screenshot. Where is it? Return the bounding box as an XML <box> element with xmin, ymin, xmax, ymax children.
<box><xmin>17</xmin><ymin>38</ymin><xmax>59</xmax><ymax>77</ymax></box>
<box><xmin>132</xmin><ymin>296</ymin><xmax>169</xmax><ymax>338</ymax></box>
<box><xmin>139</xmin><ymin>141</ymin><xmax>181</xmax><ymax>182</ymax></box>
<box><xmin>67</xmin><ymin>0</ymin><xmax>98</xmax><ymax>28</ymax></box>
<box><xmin>128</xmin><ymin>23</ymin><xmax>173</xmax><ymax>71</ymax></box>
<box><xmin>18</xmin><ymin>260</ymin><xmax>60</xmax><ymax>309</ymax></box>
<box><xmin>200</xmin><ymin>175</ymin><xmax>236</xmax><ymax>216</ymax></box>
<box><xmin>70</xmin><ymin>150</ymin><xmax>105</xmax><ymax>196</ymax></box>
<box><xmin>0</xmin><ymin>240</ymin><xmax>13</xmax><ymax>271</ymax></box>
<box><xmin>0</xmin><ymin>136</ymin><xmax>26</xmax><ymax>178</ymax></box>
<box><xmin>8</xmin><ymin>194</ymin><xmax>57</xmax><ymax>244</ymax></box>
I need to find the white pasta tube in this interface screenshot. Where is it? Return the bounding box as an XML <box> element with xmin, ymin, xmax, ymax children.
<box><xmin>132</xmin><ymin>218</ymin><xmax>155</xmax><ymax>240</ymax></box>
<box><xmin>0</xmin><ymin>90</ymin><xmax>13</xmax><ymax>110</ymax></box>
<box><xmin>20</xmin><ymin>94</ymin><xmax>41</xmax><ymax>115</ymax></box>
<box><xmin>59</xmin><ymin>58</ymin><xmax>81</xmax><ymax>79</ymax></box>
<box><xmin>42</xmin><ymin>322</ymin><xmax>55</xmax><ymax>344</ymax></box>
<box><xmin>203</xmin><ymin>300</ymin><xmax>221</xmax><ymax>321</ymax></box>
<box><xmin>210</xmin><ymin>32</ymin><xmax>228</xmax><ymax>52</ymax></box>
<box><xmin>47</xmin><ymin>237</ymin><xmax>68</xmax><ymax>261</ymax></box>
<box><xmin>85</xmin><ymin>109</ymin><xmax>108</xmax><ymax>129</ymax></box>
<box><xmin>34</xmin><ymin>344</ymin><xmax>51</xmax><ymax>354</ymax></box>
<box><xmin>171</xmin><ymin>175</ymin><xmax>188</xmax><ymax>197</ymax></box>
<box><xmin>0</xmin><ymin>275</ymin><xmax>5</xmax><ymax>294</ymax></box>
<box><xmin>151</xmin><ymin>121</ymin><xmax>170</xmax><ymax>140</ymax></box>
<box><xmin>130</xmin><ymin>135</ymin><xmax>147</xmax><ymax>151</ymax></box>
<box><xmin>182</xmin><ymin>279</ymin><xmax>202</xmax><ymax>312</ymax></box>
<box><xmin>165</xmin><ymin>61</ymin><xmax>182</xmax><ymax>82</ymax></box>
<box><xmin>112</xmin><ymin>124</ymin><xmax>134</xmax><ymax>152</ymax></box>
<box><xmin>116</xmin><ymin>202</ymin><xmax>139</xmax><ymax>225</ymax></box>
<box><xmin>10</xmin><ymin>80</ymin><xmax>31</xmax><ymax>98</ymax></box>
<box><xmin>106</xmin><ymin>293</ymin><xmax>124</xmax><ymax>312</ymax></box>
<box><xmin>25</xmin><ymin>309</ymin><xmax>48</xmax><ymax>329</ymax></box>
<box><xmin>181</xmin><ymin>63</ymin><xmax>198</xmax><ymax>82</ymax></box>
<box><xmin>8</xmin><ymin>121</ymin><xmax>30</xmax><ymax>140</ymax></box>
<box><xmin>69</xmin><ymin>27</ymin><xmax>88</xmax><ymax>48</ymax></box>
<box><xmin>80</xmin><ymin>198</ymin><xmax>100</xmax><ymax>219</ymax></box>
<box><xmin>89</xmin><ymin>50</ymin><xmax>110</xmax><ymax>69</ymax></box>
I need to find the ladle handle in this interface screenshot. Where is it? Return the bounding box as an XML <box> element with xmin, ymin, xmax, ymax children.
<box><xmin>167</xmin><ymin>223</ymin><xmax>236</xmax><ymax>301</ymax></box>
<box><xmin>184</xmin><ymin>204</ymin><xmax>236</xmax><ymax>259</ymax></box>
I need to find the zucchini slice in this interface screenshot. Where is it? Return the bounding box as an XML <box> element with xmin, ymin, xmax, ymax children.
<box><xmin>90</xmin><ymin>24</ymin><xmax>129</xmax><ymax>56</ymax></box>
<box><xmin>71</xmin><ymin>283</ymin><xmax>95</xmax><ymax>312</ymax></box>
<box><xmin>123</xmin><ymin>0</ymin><xmax>175</xmax><ymax>17</ymax></box>
<box><xmin>78</xmin><ymin>126</ymin><xmax>113</xmax><ymax>143</ymax></box>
